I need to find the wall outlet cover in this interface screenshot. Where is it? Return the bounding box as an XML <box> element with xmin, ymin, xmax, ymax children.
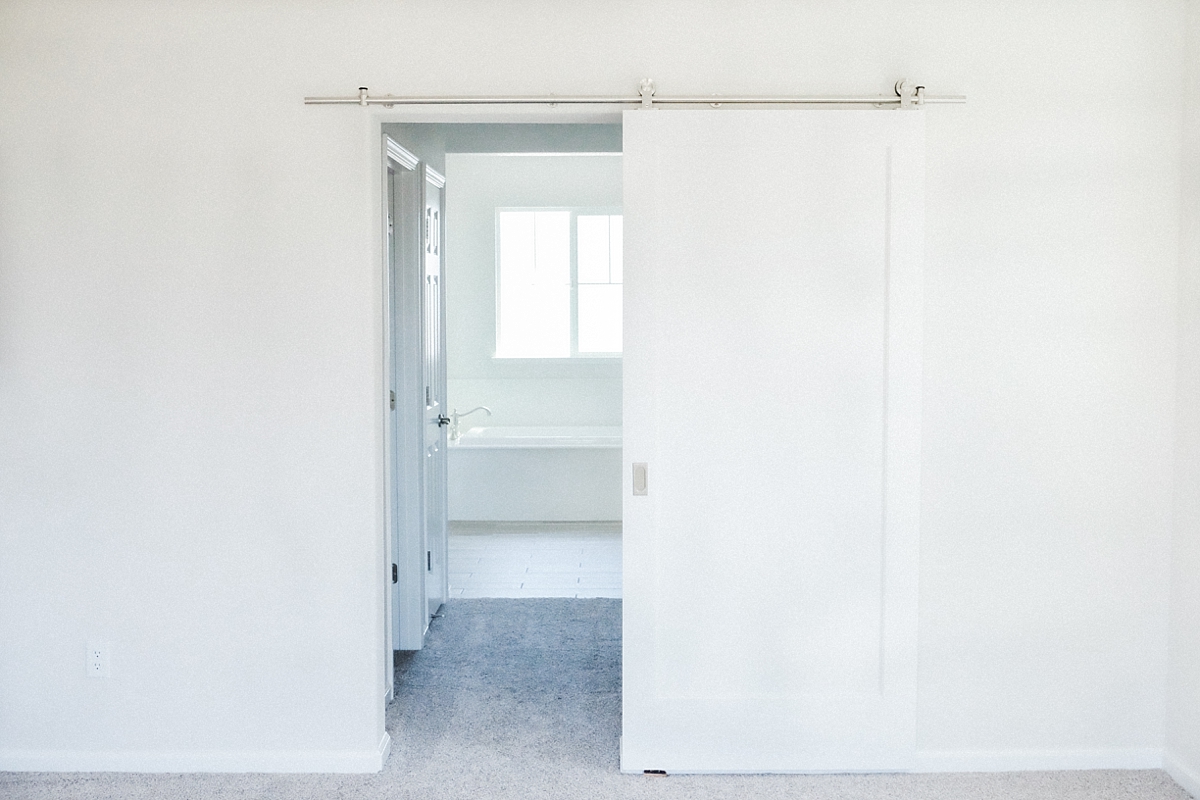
<box><xmin>86</xmin><ymin>641</ymin><xmax>110</xmax><ymax>678</ymax></box>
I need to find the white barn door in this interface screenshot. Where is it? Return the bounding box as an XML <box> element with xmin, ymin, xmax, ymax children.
<box><xmin>621</xmin><ymin>110</ymin><xmax>924</xmax><ymax>773</ymax></box>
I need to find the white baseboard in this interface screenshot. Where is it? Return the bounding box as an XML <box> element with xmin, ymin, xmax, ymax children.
<box><xmin>0</xmin><ymin>733</ymin><xmax>393</xmax><ymax>773</ymax></box>
<box><xmin>913</xmin><ymin>748</ymin><xmax>1163</xmax><ymax>773</ymax></box>
<box><xmin>378</xmin><ymin>731</ymin><xmax>392</xmax><ymax>768</ymax></box>
<box><xmin>1166</xmin><ymin>751</ymin><xmax>1200</xmax><ymax>798</ymax></box>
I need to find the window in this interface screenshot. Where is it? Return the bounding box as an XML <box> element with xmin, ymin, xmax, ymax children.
<box><xmin>576</xmin><ymin>214</ymin><xmax>623</xmax><ymax>353</ymax></box>
<box><xmin>495</xmin><ymin>209</ymin><xmax>622</xmax><ymax>358</ymax></box>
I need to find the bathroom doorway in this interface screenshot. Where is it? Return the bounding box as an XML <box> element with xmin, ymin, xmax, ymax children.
<box><xmin>383</xmin><ymin>123</ymin><xmax>625</xmax><ymax>656</ymax></box>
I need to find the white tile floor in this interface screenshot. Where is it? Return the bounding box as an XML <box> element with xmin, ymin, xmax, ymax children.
<box><xmin>448</xmin><ymin>522</ymin><xmax>621</xmax><ymax>599</ymax></box>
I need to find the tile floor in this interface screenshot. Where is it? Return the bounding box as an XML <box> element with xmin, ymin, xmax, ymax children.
<box><xmin>448</xmin><ymin>522</ymin><xmax>621</xmax><ymax>598</ymax></box>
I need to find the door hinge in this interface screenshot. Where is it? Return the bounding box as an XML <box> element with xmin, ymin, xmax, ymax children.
<box><xmin>389</xmin><ymin>390</ymin><xmax>396</xmax><ymax>410</ymax></box>
<box><xmin>427</xmin><ymin>551</ymin><xmax>432</xmax><ymax>571</ymax></box>
<box><xmin>392</xmin><ymin>563</ymin><xmax>398</xmax><ymax>584</ymax></box>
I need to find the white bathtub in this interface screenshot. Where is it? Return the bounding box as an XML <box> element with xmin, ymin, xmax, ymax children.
<box><xmin>448</xmin><ymin>426</ymin><xmax>622</xmax><ymax>521</ymax></box>
<box><xmin>452</xmin><ymin>425</ymin><xmax>621</xmax><ymax>449</ymax></box>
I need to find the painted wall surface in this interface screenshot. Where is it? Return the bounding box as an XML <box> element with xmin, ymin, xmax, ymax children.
<box><xmin>0</xmin><ymin>0</ymin><xmax>1187</xmax><ymax>773</ymax></box>
<box><xmin>443</xmin><ymin>153</ymin><xmax>623</xmax><ymax>430</ymax></box>
<box><xmin>0</xmin><ymin>4</ymin><xmax>393</xmax><ymax>772</ymax></box>
<box><xmin>443</xmin><ymin>153</ymin><xmax>622</xmax><ymax>521</ymax></box>
<box><xmin>1167</xmin><ymin>2</ymin><xmax>1200</xmax><ymax>794</ymax></box>
<box><xmin>383</xmin><ymin>123</ymin><xmax>623</xmax><ymax>174</ymax></box>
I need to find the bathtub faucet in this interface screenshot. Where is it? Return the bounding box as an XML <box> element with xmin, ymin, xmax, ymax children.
<box><xmin>450</xmin><ymin>406</ymin><xmax>492</xmax><ymax>442</ymax></box>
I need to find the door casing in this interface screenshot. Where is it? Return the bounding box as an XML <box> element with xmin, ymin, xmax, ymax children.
<box><xmin>384</xmin><ymin>137</ymin><xmax>443</xmax><ymax>656</ymax></box>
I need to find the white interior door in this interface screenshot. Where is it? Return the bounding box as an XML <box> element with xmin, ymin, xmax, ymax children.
<box><xmin>386</xmin><ymin>138</ymin><xmax>451</xmax><ymax>650</ymax></box>
<box><xmin>421</xmin><ymin>167</ymin><xmax>449</xmax><ymax>620</ymax></box>
<box><xmin>621</xmin><ymin>110</ymin><xmax>924</xmax><ymax>773</ymax></box>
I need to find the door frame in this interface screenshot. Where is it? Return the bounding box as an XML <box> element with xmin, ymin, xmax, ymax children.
<box><xmin>383</xmin><ymin>136</ymin><xmax>428</xmax><ymax>662</ymax></box>
<box><xmin>383</xmin><ymin>136</ymin><xmax>453</xmax><ymax>664</ymax></box>
<box><xmin>373</xmin><ymin>110</ymin><xmax>626</xmax><ymax>705</ymax></box>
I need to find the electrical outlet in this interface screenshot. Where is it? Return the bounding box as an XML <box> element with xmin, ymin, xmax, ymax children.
<box><xmin>86</xmin><ymin>641</ymin><xmax>110</xmax><ymax>678</ymax></box>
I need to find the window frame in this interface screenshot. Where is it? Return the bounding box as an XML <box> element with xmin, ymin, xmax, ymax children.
<box><xmin>493</xmin><ymin>205</ymin><xmax>623</xmax><ymax>360</ymax></box>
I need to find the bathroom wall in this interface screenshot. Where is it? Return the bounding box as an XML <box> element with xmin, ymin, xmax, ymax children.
<box><xmin>444</xmin><ymin>152</ymin><xmax>623</xmax><ymax>431</ymax></box>
<box><xmin>383</xmin><ymin>123</ymin><xmax>623</xmax><ymax>173</ymax></box>
<box><xmin>443</xmin><ymin>152</ymin><xmax>623</xmax><ymax>520</ymax></box>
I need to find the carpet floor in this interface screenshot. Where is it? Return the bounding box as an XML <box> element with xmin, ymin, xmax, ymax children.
<box><xmin>1</xmin><ymin>599</ymin><xmax>1193</xmax><ymax>799</ymax></box>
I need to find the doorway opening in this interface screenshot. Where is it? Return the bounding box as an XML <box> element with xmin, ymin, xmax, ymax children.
<box><xmin>382</xmin><ymin>123</ymin><xmax>624</xmax><ymax>677</ymax></box>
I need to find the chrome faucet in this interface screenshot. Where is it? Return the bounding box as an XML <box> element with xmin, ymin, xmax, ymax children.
<box><xmin>450</xmin><ymin>406</ymin><xmax>491</xmax><ymax>442</ymax></box>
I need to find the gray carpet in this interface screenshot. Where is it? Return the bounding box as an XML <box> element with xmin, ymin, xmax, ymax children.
<box><xmin>1</xmin><ymin>599</ymin><xmax>1192</xmax><ymax>799</ymax></box>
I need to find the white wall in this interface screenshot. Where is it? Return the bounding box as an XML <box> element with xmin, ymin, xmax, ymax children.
<box><xmin>444</xmin><ymin>153</ymin><xmax>623</xmax><ymax>430</ymax></box>
<box><xmin>1167</xmin><ymin>1</ymin><xmax>1200</xmax><ymax>794</ymax></box>
<box><xmin>442</xmin><ymin>153</ymin><xmax>622</xmax><ymax>521</ymax></box>
<box><xmin>912</xmin><ymin>2</ymin><xmax>1182</xmax><ymax>762</ymax></box>
<box><xmin>0</xmin><ymin>3</ymin><xmax>391</xmax><ymax>772</ymax></box>
<box><xmin>0</xmin><ymin>0</ymin><xmax>1188</xmax><ymax>774</ymax></box>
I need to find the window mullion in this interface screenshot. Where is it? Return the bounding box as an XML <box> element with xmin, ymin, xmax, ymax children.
<box><xmin>570</xmin><ymin>210</ymin><xmax>579</xmax><ymax>358</ymax></box>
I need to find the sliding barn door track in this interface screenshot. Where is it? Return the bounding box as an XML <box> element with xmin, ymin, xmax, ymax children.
<box><xmin>305</xmin><ymin>79</ymin><xmax>964</xmax><ymax>110</ymax></box>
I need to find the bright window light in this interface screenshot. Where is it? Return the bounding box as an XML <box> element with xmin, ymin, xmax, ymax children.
<box><xmin>495</xmin><ymin>210</ymin><xmax>622</xmax><ymax>358</ymax></box>
<box><xmin>576</xmin><ymin>215</ymin><xmax>622</xmax><ymax>353</ymax></box>
<box><xmin>496</xmin><ymin>211</ymin><xmax>571</xmax><ymax>358</ymax></box>
<box><xmin>578</xmin><ymin>284</ymin><xmax>622</xmax><ymax>352</ymax></box>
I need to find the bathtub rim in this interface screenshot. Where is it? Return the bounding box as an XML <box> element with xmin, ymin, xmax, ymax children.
<box><xmin>450</xmin><ymin>425</ymin><xmax>622</xmax><ymax>449</ymax></box>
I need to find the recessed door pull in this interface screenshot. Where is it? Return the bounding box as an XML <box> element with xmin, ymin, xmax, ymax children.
<box><xmin>632</xmin><ymin>462</ymin><xmax>648</xmax><ymax>496</ymax></box>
